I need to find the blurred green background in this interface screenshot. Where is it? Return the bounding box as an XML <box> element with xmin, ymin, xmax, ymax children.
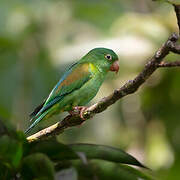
<box><xmin>0</xmin><ymin>0</ymin><xmax>180</xmax><ymax>179</ymax></box>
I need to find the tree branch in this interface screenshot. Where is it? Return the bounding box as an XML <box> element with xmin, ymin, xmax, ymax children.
<box><xmin>27</xmin><ymin>3</ymin><xmax>180</xmax><ymax>143</ymax></box>
<box><xmin>157</xmin><ymin>61</ymin><xmax>180</xmax><ymax>67</ymax></box>
<box><xmin>174</xmin><ymin>5</ymin><xmax>180</xmax><ymax>34</ymax></box>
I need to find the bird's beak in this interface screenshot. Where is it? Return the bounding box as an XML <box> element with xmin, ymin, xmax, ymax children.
<box><xmin>110</xmin><ymin>60</ymin><xmax>119</xmax><ymax>73</ymax></box>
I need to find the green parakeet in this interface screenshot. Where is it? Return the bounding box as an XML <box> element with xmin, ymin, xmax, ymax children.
<box><xmin>25</xmin><ymin>48</ymin><xmax>119</xmax><ymax>134</ymax></box>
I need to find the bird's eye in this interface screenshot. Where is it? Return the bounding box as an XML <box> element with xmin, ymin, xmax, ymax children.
<box><xmin>105</xmin><ymin>54</ymin><xmax>112</xmax><ymax>61</ymax></box>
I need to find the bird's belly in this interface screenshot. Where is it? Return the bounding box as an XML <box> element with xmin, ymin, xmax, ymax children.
<box><xmin>59</xmin><ymin>77</ymin><xmax>104</xmax><ymax>111</ymax></box>
<box><xmin>74</xmin><ymin>82</ymin><xmax>99</xmax><ymax>105</ymax></box>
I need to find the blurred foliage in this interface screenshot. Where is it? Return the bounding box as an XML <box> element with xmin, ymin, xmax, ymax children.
<box><xmin>0</xmin><ymin>118</ymin><xmax>151</xmax><ymax>179</ymax></box>
<box><xmin>0</xmin><ymin>0</ymin><xmax>180</xmax><ymax>179</ymax></box>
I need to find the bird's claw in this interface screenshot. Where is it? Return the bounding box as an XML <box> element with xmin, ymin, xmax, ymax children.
<box><xmin>69</xmin><ymin>106</ymin><xmax>87</xmax><ymax>120</ymax></box>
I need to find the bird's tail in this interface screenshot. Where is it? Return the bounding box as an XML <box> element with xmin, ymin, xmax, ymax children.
<box><xmin>25</xmin><ymin>109</ymin><xmax>51</xmax><ymax>134</ymax></box>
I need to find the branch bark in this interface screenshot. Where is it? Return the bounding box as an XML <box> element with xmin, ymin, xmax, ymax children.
<box><xmin>157</xmin><ymin>60</ymin><xmax>180</xmax><ymax>67</ymax></box>
<box><xmin>174</xmin><ymin>5</ymin><xmax>180</xmax><ymax>34</ymax></box>
<box><xmin>27</xmin><ymin>4</ymin><xmax>180</xmax><ymax>143</ymax></box>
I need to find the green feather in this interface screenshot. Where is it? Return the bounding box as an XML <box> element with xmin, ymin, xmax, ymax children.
<box><xmin>25</xmin><ymin>48</ymin><xmax>119</xmax><ymax>134</ymax></box>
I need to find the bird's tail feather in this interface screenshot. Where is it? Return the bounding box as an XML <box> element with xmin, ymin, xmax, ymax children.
<box><xmin>25</xmin><ymin>109</ymin><xmax>51</xmax><ymax>134</ymax></box>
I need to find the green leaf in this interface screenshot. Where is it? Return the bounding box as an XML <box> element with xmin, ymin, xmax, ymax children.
<box><xmin>0</xmin><ymin>118</ymin><xmax>27</xmax><ymax>143</ymax></box>
<box><xmin>21</xmin><ymin>153</ymin><xmax>54</xmax><ymax>180</ymax></box>
<box><xmin>69</xmin><ymin>143</ymin><xmax>147</xmax><ymax>168</ymax></box>
<box><xmin>29</xmin><ymin>139</ymin><xmax>78</xmax><ymax>161</ymax></box>
<box><xmin>73</xmin><ymin>160</ymin><xmax>154</xmax><ymax>180</ymax></box>
<box><xmin>30</xmin><ymin>141</ymin><xmax>147</xmax><ymax>168</ymax></box>
<box><xmin>0</xmin><ymin>135</ymin><xmax>23</xmax><ymax>169</ymax></box>
<box><xmin>0</xmin><ymin>163</ymin><xmax>13</xmax><ymax>180</ymax></box>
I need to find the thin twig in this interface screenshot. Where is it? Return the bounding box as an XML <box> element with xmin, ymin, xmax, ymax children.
<box><xmin>157</xmin><ymin>61</ymin><xmax>180</xmax><ymax>67</ymax></box>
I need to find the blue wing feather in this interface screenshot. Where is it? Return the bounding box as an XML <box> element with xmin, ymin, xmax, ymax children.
<box><xmin>29</xmin><ymin>62</ymin><xmax>92</xmax><ymax>121</ymax></box>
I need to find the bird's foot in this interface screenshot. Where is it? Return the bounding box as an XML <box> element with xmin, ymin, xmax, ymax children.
<box><xmin>69</xmin><ymin>106</ymin><xmax>88</xmax><ymax>120</ymax></box>
<box><xmin>74</xmin><ymin>106</ymin><xmax>88</xmax><ymax>120</ymax></box>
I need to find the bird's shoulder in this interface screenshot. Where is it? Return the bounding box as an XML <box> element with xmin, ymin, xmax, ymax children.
<box><xmin>44</xmin><ymin>62</ymin><xmax>94</xmax><ymax>103</ymax></box>
<box><xmin>57</xmin><ymin>62</ymin><xmax>95</xmax><ymax>89</ymax></box>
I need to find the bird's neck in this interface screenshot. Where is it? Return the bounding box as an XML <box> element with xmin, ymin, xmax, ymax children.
<box><xmin>89</xmin><ymin>63</ymin><xmax>108</xmax><ymax>82</ymax></box>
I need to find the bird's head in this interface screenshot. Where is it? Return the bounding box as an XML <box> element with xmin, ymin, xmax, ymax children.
<box><xmin>83</xmin><ymin>48</ymin><xmax>119</xmax><ymax>74</ymax></box>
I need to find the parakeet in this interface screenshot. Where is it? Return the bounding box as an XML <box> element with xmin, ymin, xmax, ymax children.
<box><xmin>25</xmin><ymin>48</ymin><xmax>119</xmax><ymax>134</ymax></box>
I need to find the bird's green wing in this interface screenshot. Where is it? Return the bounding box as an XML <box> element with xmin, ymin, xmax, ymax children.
<box><xmin>32</xmin><ymin>62</ymin><xmax>94</xmax><ymax>119</ymax></box>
